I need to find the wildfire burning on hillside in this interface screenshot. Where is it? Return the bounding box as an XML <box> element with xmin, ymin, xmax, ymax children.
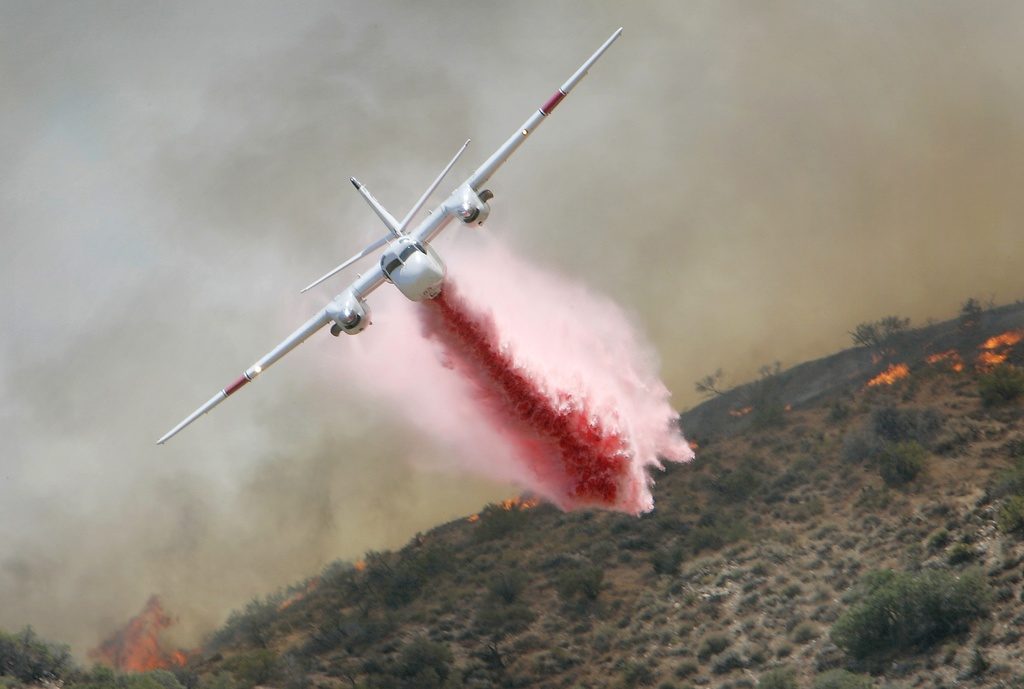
<box><xmin>866</xmin><ymin>363</ymin><xmax>910</xmax><ymax>387</ymax></box>
<box><xmin>89</xmin><ymin>596</ymin><xmax>189</xmax><ymax>673</ymax></box>
<box><xmin>926</xmin><ymin>349</ymin><xmax>964</xmax><ymax>372</ymax></box>
<box><xmin>977</xmin><ymin>330</ymin><xmax>1023</xmax><ymax>370</ymax></box>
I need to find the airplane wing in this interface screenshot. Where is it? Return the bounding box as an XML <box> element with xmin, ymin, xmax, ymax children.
<box><xmin>466</xmin><ymin>27</ymin><xmax>622</xmax><ymax>191</ymax></box>
<box><xmin>157</xmin><ymin>264</ymin><xmax>388</xmax><ymax>444</ymax></box>
<box><xmin>157</xmin><ymin>308</ymin><xmax>331</xmax><ymax>444</ymax></box>
<box><xmin>410</xmin><ymin>28</ymin><xmax>623</xmax><ymax>246</ymax></box>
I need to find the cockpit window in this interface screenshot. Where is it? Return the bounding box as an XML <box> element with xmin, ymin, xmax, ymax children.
<box><xmin>383</xmin><ymin>257</ymin><xmax>402</xmax><ymax>276</ymax></box>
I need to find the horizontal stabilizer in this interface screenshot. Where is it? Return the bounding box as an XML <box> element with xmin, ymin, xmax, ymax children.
<box><xmin>300</xmin><ymin>234</ymin><xmax>390</xmax><ymax>293</ymax></box>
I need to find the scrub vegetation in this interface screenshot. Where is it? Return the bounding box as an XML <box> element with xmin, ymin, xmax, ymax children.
<box><xmin>4</xmin><ymin>307</ymin><xmax>1024</xmax><ymax>688</ymax></box>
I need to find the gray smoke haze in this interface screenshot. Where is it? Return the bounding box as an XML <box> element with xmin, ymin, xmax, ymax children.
<box><xmin>3</xmin><ymin>1</ymin><xmax>1024</xmax><ymax>655</ymax></box>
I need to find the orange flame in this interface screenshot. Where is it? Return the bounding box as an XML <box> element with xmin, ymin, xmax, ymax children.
<box><xmin>976</xmin><ymin>330</ymin><xmax>1023</xmax><ymax>370</ymax></box>
<box><xmin>466</xmin><ymin>513</ymin><xmax>480</xmax><ymax>523</ymax></box>
<box><xmin>981</xmin><ymin>330</ymin><xmax>1023</xmax><ymax>351</ymax></box>
<box><xmin>688</xmin><ymin>440</ymin><xmax>700</xmax><ymax>451</ymax></box>
<box><xmin>867</xmin><ymin>363</ymin><xmax>910</xmax><ymax>387</ymax></box>
<box><xmin>926</xmin><ymin>350</ymin><xmax>964</xmax><ymax>372</ymax></box>
<box><xmin>89</xmin><ymin>596</ymin><xmax>190</xmax><ymax>673</ymax></box>
<box><xmin>277</xmin><ymin>577</ymin><xmax>320</xmax><ymax>612</ymax></box>
<box><xmin>354</xmin><ymin>560</ymin><xmax>367</xmax><ymax>572</ymax></box>
<box><xmin>729</xmin><ymin>406</ymin><xmax>753</xmax><ymax>418</ymax></box>
<box><xmin>499</xmin><ymin>496</ymin><xmax>540</xmax><ymax>511</ymax></box>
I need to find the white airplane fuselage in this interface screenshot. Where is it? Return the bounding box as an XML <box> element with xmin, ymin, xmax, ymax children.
<box><xmin>380</xmin><ymin>236</ymin><xmax>447</xmax><ymax>302</ymax></box>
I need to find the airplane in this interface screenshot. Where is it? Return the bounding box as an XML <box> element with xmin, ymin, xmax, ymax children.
<box><xmin>157</xmin><ymin>28</ymin><xmax>624</xmax><ymax>445</ymax></box>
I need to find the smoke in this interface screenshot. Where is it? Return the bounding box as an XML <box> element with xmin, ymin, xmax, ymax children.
<box><xmin>4</xmin><ymin>0</ymin><xmax>1024</xmax><ymax>657</ymax></box>
<box><xmin>345</xmin><ymin>237</ymin><xmax>692</xmax><ymax>513</ymax></box>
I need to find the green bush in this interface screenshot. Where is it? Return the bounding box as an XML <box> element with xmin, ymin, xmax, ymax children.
<box><xmin>791</xmin><ymin>622</ymin><xmax>818</xmax><ymax>644</ymax></box>
<box><xmin>224</xmin><ymin>650</ymin><xmax>277</xmax><ymax>688</ymax></box>
<box><xmin>621</xmin><ymin>660</ymin><xmax>656</xmax><ymax>687</ymax></box>
<box><xmin>812</xmin><ymin>669</ymin><xmax>872</xmax><ymax>689</ymax></box>
<box><xmin>980</xmin><ymin>365</ymin><xmax>1024</xmax><ymax>407</ymax></box>
<box><xmin>927</xmin><ymin>529</ymin><xmax>951</xmax><ymax>550</ymax></box>
<box><xmin>488</xmin><ymin>569</ymin><xmax>528</xmax><ymax>604</ymax></box>
<box><xmin>555</xmin><ymin>563</ymin><xmax>604</xmax><ymax>604</ymax></box>
<box><xmin>831</xmin><ymin>569</ymin><xmax>991</xmax><ymax>658</ymax></box>
<box><xmin>877</xmin><ymin>441</ymin><xmax>926</xmax><ymax>487</ymax></box>
<box><xmin>696</xmin><ymin>634</ymin><xmax>731</xmax><ymax>661</ymax></box>
<box><xmin>872</xmin><ymin>407</ymin><xmax>941</xmax><ymax>445</ymax></box>
<box><xmin>946</xmin><ymin>543</ymin><xmax>977</xmax><ymax>565</ymax></box>
<box><xmin>474</xmin><ymin>503</ymin><xmax>529</xmax><ymax>541</ymax></box>
<box><xmin>651</xmin><ymin>546</ymin><xmax>685</xmax><ymax>576</ymax></box>
<box><xmin>475</xmin><ymin>600</ymin><xmax>535</xmax><ymax>637</ymax></box>
<box><xmin>366</xmin><ymin>637</ymin><xmax>454</xmax><ymax>689</ymax></box>
<box><xmin>0</xmin><ymin>627</ymin><xmax>71</xmax><ymax>683</ymax></box>
<box><xmin>758</xmin><ymin>666</ymin><xmax>797</xmax><ymax>689</ymax></box>
<box><xmin>998</xmin><ymin>496</ymin><xmax>1024</xmax><ymax>535</ymax></box>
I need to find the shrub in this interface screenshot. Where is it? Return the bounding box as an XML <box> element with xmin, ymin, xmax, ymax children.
<box><xmin>488</xmin><ymin>569</ymin><xmax>528</xmax><ymax>604</ymax></box>
<box><xmin>791</xmin><ymin>622</ymin><xmax>818</xmax><ymax>644</ymax></box>
<box><xmin>555</xmin><ymin>563</ymin><xmax>604</xmax><ymax>603</ymax></box>
<box><xmin>871</xmin><ymin>407</ymin><xmax>941</xmax><ymax>445</ymax></box>
<box><xmin>840</xmin><ymin>428</ymin><xmax>884</xmax><ymax>464</ymax></box>
<box><xmin>812</xmin><ymin>669</ymin><xmax>873</xmax><ymax>689</ymax></box>
<box><xmin>674</xmin><ymin>660</ymin><xmax>699</xmax><ymax>678</ymax></box>
<box><xmin>621</xmin><ymin>661</ymin><xmax>656</xmax><ymax>687</ymax></box>
<box><xmin>998</xmin><ymin>496</ymin><xmax>1024</xmax><ymax>536</ymax></box>
<box><xmin>830</xmin><ymin>569</ymin><xmax>991</xmax><ymax>658</ymax></box>
<box><xmin>0</xmin><ymin>627</ymin><xmax>72</xmax><ymax>683</ymax></box>
<box><xmin>927</xmin><ymin>529</ymin><xmax>951</xmax><ymax>550</ymax></box>
<box><xmin>697</xmin><ymin>634</ymin><xmax>731</xmax><ymax>661</ymax></box>
<box><xmin>877</xmin><ymin>441</ymin><xmax>926</xmax><ymax>487</ymax></box>
<box><xmin>850</xmin><ymin>316</ymin><xmax>910</xmax><ymax>348</ymax></box>
<box><xmin>711</xmin><ymin>651</ymin><xmax>745</xmax><ymax>674</ymax></box>
<box><xmin>224</xmin><ymin>650</ymin><xmax>278</xmax><ymax>688</ymax></box>
<box><xmin>946</xmin><ymin>543</ymin><xmax>977</xmax><ymax>565</ymax></box>
<box><xmin>651</xmin><ymin>546</ymin><xmax>685</xmax><ymax>576</ymax></box>
<box><xmin>989</xmin><ymin>460</ymin><xmax>1024</xmax><ymax>499</ymax></box>
<box><xmin>475</xmin><ymin>600</ymin><xmax>535</xmax><ymax>637</ymax></box>
<box><xmin>758</xmin><ymin>667</ymin><xmax>797</xmax><ymax>689</ymax></box>
<box><xmin>979</xmin><ymin>365</ymin><xmax>1024</xmax><ymax>407</ymax></box>
<box><xmin>389</xmin><ymin>637</ymin><xmax>453</xmax><ymax>689</ymax></box>
<box><xmin>474</xmin><ymin>503</ymin><xmax>529</xmax><ymax>541</ymax></box>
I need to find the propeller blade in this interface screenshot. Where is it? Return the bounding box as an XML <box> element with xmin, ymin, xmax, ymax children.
<box><xmin>300</xmin><ymin>234</ymin><xmax>390</xmax><ymax>293</ymax></box>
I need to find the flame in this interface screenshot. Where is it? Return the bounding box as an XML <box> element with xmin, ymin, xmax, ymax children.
<box><xmin>729</xmin><ymin>406</ymin><xmax>753</xmax><ymax>418</ymax></box>
<box><xmin>466</xmin><ymin>513</ymin><xmax>480</xmax><ymax>523</ymax></box>
<box><xmin>926</xmin><ymin>349</ymin><xmax>964</xmax><ymax>372</ymax></box>
<box><xmin>354</xmin><ymin>560</ymin><xmax>367</xmax><ymax>572</ymax></box>
<box><xmin>981</xmin><ymin>330</ymin><xmax>1024</xmax><ymax>351</ymax></box>
<box><xmin>499</xmin><ymin>496</ymin><xmax>541</xmax><ymax>511</ymax></box>
<box><xmin>277</xmin><ymin>578</ymin><xmax>319</xmax><ymax>612</ymax></box>
<box><xmin>688</xmin><ymin>440</ymin><xmax>700</xmax><ymax>451</ymax></box>
<box><xmin>867</xmin><ymin>363</ymin><xmax>910</xmax><ymax>387</ymax></box>
<box><xmin>89</xmin><ymin>596</ymin><xmax>190</xmax><ymax>673</ymax></box>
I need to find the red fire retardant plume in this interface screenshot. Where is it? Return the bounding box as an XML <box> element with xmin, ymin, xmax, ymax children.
<box><xmin>421</xmin><ymin>283</ymin><xmax>630</xmax><ymax>506</ymax></box>
<box><xmin>343</xmin><ymin>237</ymin><xmax>692</xmax><ymax>514</ymax></box>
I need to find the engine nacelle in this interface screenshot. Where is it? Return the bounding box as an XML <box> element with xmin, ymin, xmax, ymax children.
<box><xmin>453</xmin><ymin>186</ymin><xmax>493</xmax><ymax>226</ymax></box>
<box><xmin>380</xmin><ymin>236</ymin><xmax>446</xmax><ymax>301</ymax></box>
<box><xmin>326</xmin><ymin>289</ymin><xmax>371</xmax><ymax>336</ymax></box>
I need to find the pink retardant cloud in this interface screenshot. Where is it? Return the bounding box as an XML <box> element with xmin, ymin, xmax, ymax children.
<box><xmin>343</xmin><ymin>235</ymin><xmax>692</xmax><ymax>514</ymax></box>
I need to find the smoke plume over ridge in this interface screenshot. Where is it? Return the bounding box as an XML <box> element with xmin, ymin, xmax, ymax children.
<box><xmin>3</xmin><ymin>1</ymin><xmax>1024</xmax><ymax>655</ymax></box>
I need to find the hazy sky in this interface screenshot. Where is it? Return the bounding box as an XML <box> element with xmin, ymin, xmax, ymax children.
<box><xmin>3</xmin><ymin>1</ymin><xmax>1024</xmax><ymax>653</ymax></box>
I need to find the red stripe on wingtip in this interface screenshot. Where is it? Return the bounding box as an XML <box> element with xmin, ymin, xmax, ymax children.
<box><xmin>224</xmin><ymin>374</ymin><xmax>249</xmax><ymax>396</ymax></box>
<box><xmin>540</xmin><ymin>89</ymin><xmax>566</xmax><ymax>115</ymax></box>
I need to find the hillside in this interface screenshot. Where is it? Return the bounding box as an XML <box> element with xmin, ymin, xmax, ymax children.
<box><xmin>3</xmin><ymin>303</ymin><xmax>1024</xmax><ymax>689</ymax></box>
